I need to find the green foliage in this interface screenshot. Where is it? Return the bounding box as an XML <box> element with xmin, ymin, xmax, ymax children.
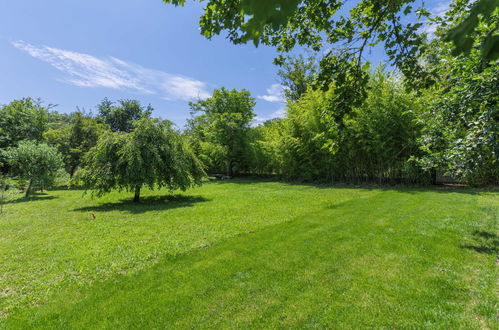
<box><xmin>165</xmin><ymin>0</ymin><xmax>498</xmax><ymax>80</ymax></box>
<box><xmin>0</xmin><ymin>98</ymin><xmax>50</xmax><ymax>149</ymax></box>
<box><xmin>44</xmin><ymin>112</ymin><xmax>109</xmax><ymax>176</ymax></box>
<box><xmin>414</xmin><ymin>6</ymin><xmax>499</xmax><ymax>185</ymax></box>
<box><xmin>444</xmin><ymin>0</ymin><xmax>499</xmax><ymax>61</ymax></box>
<box><xmin>2</xmin><ymin>140</ymin><xmax>64</xmax><ymax>197</ymax></box>
<box><xmin>0</xmin><ymin>176</ymin><xmax>5</xmax><ymax>214</ymax></box>
<box><xmin>163</xmin><ymin>0</ymin><xmax>432</xmax><ymax>91</ymax></box>
<box><xmin>0</xmin><ymin>1</ymin><xmax>496</xmax><ymax>189</ymax></box>
<box><xmin>0</xmin><ymin>175</ymin><xmax>5</xmax><ymax>214</ymax></box>
<box><xmin>416</xmin><ymin>54</ymin><xmax>498</xmax><ymax>185</ymax></box>
<box><xmin>187</xmin><ymin>88</ymin><xmax>256</xmax><ymax>175</ymax></box>
<box><xmin>337</xmin><ymin>69</ymin><xmax>426</xmax><ymax>183</ymax></box>
<box><xmin>246</xmin><ymin>119</ymin><xmax>284</xmax><ymax>175</ymax></box>
<box><xmin>316</xmin><ymin>57</ymin><xmax>371</xmax><ymax>125</ymax></box>
<box><xmin>277</xmin><ymin>54</ymin><xmax>318</xmax><ymax>102</ymax></box>
<box><xmin>97</xmin><ymin>98</ymin><xmax>152</xmax><ymax>132</ymax></box>
<box><xmin>76</xmin><ymin>117</ymin><xmax>205</xmax><ymax>202</ymax></box>
<box><xmin>274</xmin><ymin>88</ymin><xmax>336</xmax><ymax>181</ymax></box>
<box><xmin>250</xmin><ymin>68</ymin><xmax>426</xmax><ymax>183</ymax></box>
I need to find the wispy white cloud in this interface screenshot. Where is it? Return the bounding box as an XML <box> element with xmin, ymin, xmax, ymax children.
<box><xmin>12</xmin><ymin>40</ymin><xmax>210</xmax><ymax>101</ymax></box>
<box><xmin>432</xmin><ymin>1</ymin><xmax>451</xmax><ymax>17</ymax></box>
<box><xmin>253</xmin><ymin>108</ymin><xmax>286</xmax><ymax>126</ymax></box>
<box><xmin>271</xmin><ymin>108</ymin><xmax>286</xmax><ymax>118</ymax></box>
<box><xmin>422</xmin><ymin>1</ymin><xmax>451</xmax><ymax>37</ymax></box>
<box><xmin>257</xmin><ymin>83</ymin><xmax>285</xmax><ymax>103</ymax></box>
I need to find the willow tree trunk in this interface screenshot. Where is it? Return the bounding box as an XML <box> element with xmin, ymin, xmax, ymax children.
<box><xmin>25</xmin><ymin>179</ymin><xmax>33</xmax><ymax>198</ymax></box>
<box><xmin>133</xmin><ymin>185</ymin><xmax>141</xmax><ymax>203</ymax></box>
<box><xmin>227</xmin><ymin>159</ymin><xmax>234</xmax><ymax>177</ymax></box>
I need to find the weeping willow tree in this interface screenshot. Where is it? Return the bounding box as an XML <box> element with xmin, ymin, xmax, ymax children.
<box><xmin>76</xmin><ymin>117</ymin><xmax>206</xmax><ymax>202</ymax></box>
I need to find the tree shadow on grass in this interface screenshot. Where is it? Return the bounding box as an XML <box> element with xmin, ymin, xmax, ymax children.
<box><xmin>461</xmin><ymin>230</ymin><xmax>499</xmax><ymax>255</ymax></box>
<box><xmin>207</xmin><ymin>177</ymin><xmax>496</xmax><ymax>196</ymax></box>
<box><xmin>73</xmin><ymin>194</ymin><xmax>210</xmax><ymax>214</ymax></box>
<box><xmin>7</xmin><ymin>193</ymin><xmax>57</xmax><ymax>204</ymax></box>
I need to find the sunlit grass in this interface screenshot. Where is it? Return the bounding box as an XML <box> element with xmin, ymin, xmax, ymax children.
<box><xmin>0</xmin><ymin>180</ymin><xmax>497</xmax><ymax>328</ymax></box>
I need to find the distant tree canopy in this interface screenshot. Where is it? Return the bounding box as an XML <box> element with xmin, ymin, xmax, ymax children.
<box><xmin>0</xmin><ymin>98</ymin><xmax>50</xmax><ymax>149</ymax></box>
<box><xmin>97</xmin><ymin>98</ymin><xmax>153</xmax><ymax>133</ymax></box>
<box><xmin>187</xmin><ymin>88</ymin><xmax>256</xmax><ymax>176</ymax></box>
<box><xmin>76</xmin><ymin>117</ymin><xmax>205</xmax><ymax>202</ymax></box>
<box><xmin>3</xmin><ymin>140</ymin><xmax>64</xmax><ymax>197</ymax></box>
<box><xmin>277</xmin><ymin>54</ymin><xmax>318</xmax><ymax>102</ymax></box>
<box><xmin>44</xmin><ymin>112</ymin><xmax>109</xmax><ymax>177</ymax></box>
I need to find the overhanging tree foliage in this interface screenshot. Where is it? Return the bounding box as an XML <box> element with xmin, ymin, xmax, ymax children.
<box><xmin>163</xmin><ymin>0</ymin><xmax>498</xmax><ymax>129</ymax></box>
<box><xmin>76</xmin><ymin>117</ymin><xmax>206</xmax><ymax>202</ymax></box>
<box><xmin>444</xmin><ymin>0</ymin><xmax>499</xmax><ymax>60</ymax></box>
<box><xmin>163</xmin><ymin>0</ymin><xmax>434</xmax><ymax>89</ymax></box>
<box><xmin>163</xmin><ymin>0</ymin><xmax>498</xmax><ymax>64</ymax></box>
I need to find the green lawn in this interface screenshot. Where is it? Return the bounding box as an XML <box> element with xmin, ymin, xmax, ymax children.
<box><xmin>0</xmin><ymin>180</ymin><xmax>497</xmax><ymax>328</ymax></box>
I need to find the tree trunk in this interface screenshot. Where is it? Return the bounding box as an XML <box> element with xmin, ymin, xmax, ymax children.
<box><xmin>133</xmin><ymin>185</ymin><xmax>141</xmax><ymax>202</ymax></box>
<box><xmin>228</xmin><ymin>158</ymin><xmax>235</xmax><ymax>177</ymax></box>
<box><xmin>25</xmin><ymin>179</ymin><xmax>32</xmax><ymax>198</ymax></box>
<box><xmin>0</xmin><ymin>185</ymin><xmax>4</xmax><ymax>214</ymax></box>
<box><xmin>70</xmin><ymin>166</ymin><xmax>76</xmax><ymax>178</ymax></box>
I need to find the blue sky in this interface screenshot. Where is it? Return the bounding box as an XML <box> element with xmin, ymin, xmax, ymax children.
<box><xmin>0</xmin><ymin>0</ymin><xmax>447</xmax><ymax>127</ymax></box>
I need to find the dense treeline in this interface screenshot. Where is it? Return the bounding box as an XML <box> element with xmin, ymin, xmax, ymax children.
<box><xmin>0</xmin><ymin>0</ymin><xmax>497</xmax><ymax>192</ymax></box>
<box><xmin>0</xmin><ymin>60</ymin><xmax>496</xmax><ymax>190</ymax></box>
<box><xmin>0</xmin><ymin>100</ymin><xmax>205</xmax><ymax>200</ymax></box>
<box><xmin>247</xmin><ymin>68</ymin><xmax>426</xmax><ymax>184</ymax></box>
<box><xmin>181</xmin><ymin>57</ymin><xmax>496</xmax><ymax>186</ymax></box>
